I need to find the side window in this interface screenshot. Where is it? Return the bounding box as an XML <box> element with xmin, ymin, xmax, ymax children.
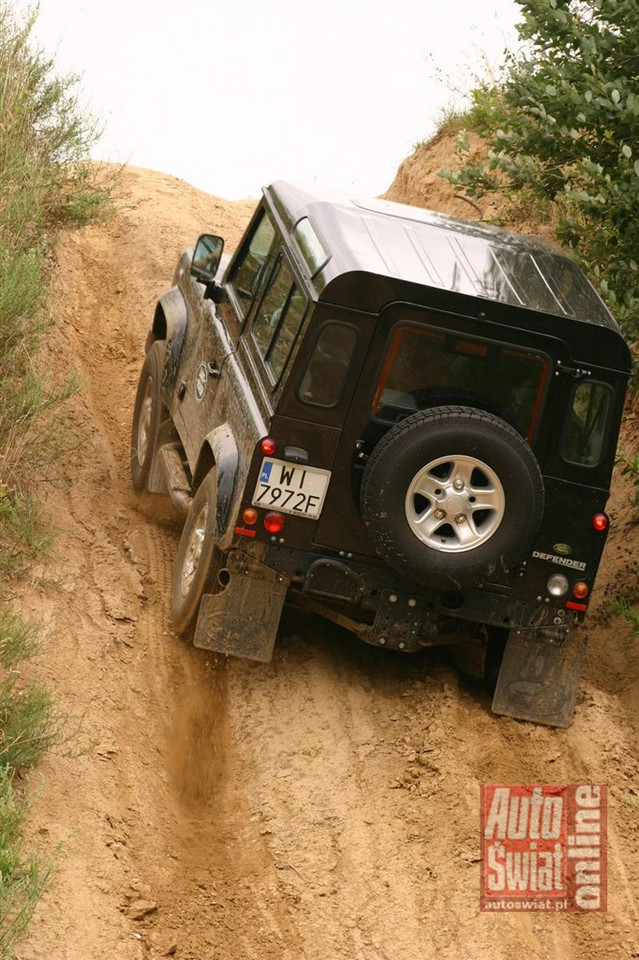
<box><xmin>561</xmin><ymin>381</ymin><xmax>613</xmax><ymax>467</ymax></box>
<box><xmin>227</xmin><ymin>210</ymin><xmax>277</xmax><ymax>316</ymax></box>
<box><xmin>293</xmin><ymin>217</ymin><xmax>330</xmax><ymax>276</ymax></box>
<box><xmin>252</xmin><ymin>258</ymin><xmax>306</xmax><ymax>384</ymax></box>
<box><xmin>299</xmin><ymin>323</ymin><xmax>359</xmax><ymax>407</ymax></box>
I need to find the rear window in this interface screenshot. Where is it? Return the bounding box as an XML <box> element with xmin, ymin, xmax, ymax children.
<box><xmin>372</xmin><ymin>325</ymin><xmax>549</xmax><ymax>440</ymax></box>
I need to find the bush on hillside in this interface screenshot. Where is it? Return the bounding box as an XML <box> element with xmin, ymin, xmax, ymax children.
<box><xmin>0</xmin><ymin>4</ymin><xmax>108</xmax><ymax>251</ymax></box>
<box><xmin>0</xmin><ymin>3</ymin><xmax>112</xmax><ymax>565</ymax></box>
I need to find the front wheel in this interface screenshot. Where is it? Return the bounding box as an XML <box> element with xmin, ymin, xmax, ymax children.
<box><xmin>130</xmin><ymin>341</ymin><xmax>166</xmax><ymax>493</ymax></box>
<box><xmin>171</xmin><ymin>469</ymin><xmax>223</xmax><ymax>635</ymax></box>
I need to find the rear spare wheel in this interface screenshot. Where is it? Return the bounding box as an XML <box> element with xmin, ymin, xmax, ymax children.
<box><xmin>360</xmin><ymin>406</ymin><xmax>544</xmax><ymax>586</ymax></box>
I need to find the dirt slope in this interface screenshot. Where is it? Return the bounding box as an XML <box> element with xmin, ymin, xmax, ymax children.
<box><xmin>14</xmin><ymin>159</ymin><xmax>639</xmax><ymax>960</ymax></box>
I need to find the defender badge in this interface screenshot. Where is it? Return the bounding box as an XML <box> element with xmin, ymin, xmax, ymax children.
<box><xmin>532</xmin><ymin>550</ymin><xmax>586</xmax><ymax>571</ymax></box>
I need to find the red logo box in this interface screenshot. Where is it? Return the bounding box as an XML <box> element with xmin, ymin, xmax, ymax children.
<box><xmin>480</xmin><ymin>784</ymin><xmax>607</xmax><ymax>912</ymax></box>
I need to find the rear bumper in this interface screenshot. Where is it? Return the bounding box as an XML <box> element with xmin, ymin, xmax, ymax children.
<box><xmin>256</xmin><ymin>542</ymin><xmax>577</xmax><ymax>652</ymax></box>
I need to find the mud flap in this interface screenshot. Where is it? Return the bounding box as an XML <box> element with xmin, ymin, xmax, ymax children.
<box><xmin>491</xmin><ymin>627</ymin><xmax>588</xmax><ymax>728</ymax></box>
<box><xmin>193</xmin><ymin>557</ymin><xmax>289</xmax><ymax>662</ymax></box>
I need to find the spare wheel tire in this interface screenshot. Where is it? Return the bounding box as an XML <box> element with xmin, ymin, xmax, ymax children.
<box><xmin>360</xmin><ymin>406</ymin><xmax>544</xmax><ymax>587</ymax></box>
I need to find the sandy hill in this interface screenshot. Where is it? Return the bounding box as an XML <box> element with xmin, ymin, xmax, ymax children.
<box><xmin>13</xmin><ymin>144</ymin><xmax>639</xmax><ymax>960</ymax></box>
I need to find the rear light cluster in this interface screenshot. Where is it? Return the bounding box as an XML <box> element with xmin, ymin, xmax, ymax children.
<box><xmin>235</xmin><ymin>438</ymin><xmax>285</xmax><ymax>538</ymax></box>
<box><xmin>546</xmin><ymin>574</ymin><xmax>590</xmax><ymax>600</ymax></box>
<box><xmin>235</xmin><ymin>508</ymin><xmax>285</xmax><ymax>536</ymax></box>
<box><xmin>563</xmin><ymin>580</ymin><xmax>590</xmax><ymax>612</ymax></box>
<box><xmin>546</xmin><ymin>578</ymin><xmax>589</xmax><ymax>617</ymax></box>
<box><xmin>543</xmin><ymin>514</ymin><xmax>607</xmax><ymax>610</ymax></box>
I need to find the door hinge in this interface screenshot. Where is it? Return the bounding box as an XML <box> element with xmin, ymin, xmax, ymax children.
<box><xmin>554</xmin><ymin>361</ymin><xmax>592</xmax><ymax>379</ymax></box>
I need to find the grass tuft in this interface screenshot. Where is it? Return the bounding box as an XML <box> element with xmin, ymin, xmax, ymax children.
<box><xmin>605</xmin><ymin>595</ymin><xmax>639</xmax><ymax>639</ymax></box>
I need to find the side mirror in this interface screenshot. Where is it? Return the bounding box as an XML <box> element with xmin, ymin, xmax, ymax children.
<box><xmin>190</xmin><ymin>234</ymin><xmax>224</xmax><ymax>283</ymax></box>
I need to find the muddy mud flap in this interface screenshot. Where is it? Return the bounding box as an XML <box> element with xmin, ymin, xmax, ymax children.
<box><xmin>193</xmin><ymin>556</ymin><xmax>289</xmax><ymax>662</ymax></box>
<box><xmin>491</xmin><ymin>627</ymin><xmax>588</xmax><ymax>728</ymax></box>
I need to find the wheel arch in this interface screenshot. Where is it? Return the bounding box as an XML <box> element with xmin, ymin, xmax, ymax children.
<box><xmin>144</xmin><ymin>287</ymin><xmax>189</xmax><ymax>405</ymax></box>
<box><xmin>193</xmin><ymin>423</ymin><xmax>239</xmax><ymax>549</ymax></box>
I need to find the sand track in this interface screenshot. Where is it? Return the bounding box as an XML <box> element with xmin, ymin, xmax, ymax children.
<box><xmin>14</xmin><ymin>165</ymin><xmax>638</xmax><ymax>960</ymax></box>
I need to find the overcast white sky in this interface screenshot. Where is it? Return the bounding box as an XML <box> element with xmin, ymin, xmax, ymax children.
<box><xmin>28</xmin><ymin>0</ymin><xmax>521</xmax><ymax>200</ymax></box>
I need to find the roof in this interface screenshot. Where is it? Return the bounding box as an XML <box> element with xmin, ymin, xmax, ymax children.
<box><xmin>264</xmin><ymin>180</ymin><xmax>620</xmax><ymax>334</ymax></box>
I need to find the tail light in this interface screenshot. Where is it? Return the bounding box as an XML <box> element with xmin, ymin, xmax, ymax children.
<box><xmin>592</xmin><ymin>513</ymin><xmax>608</xmax><ymax>532</ymax></box>
<box><xmin>264</xmin><ymin>512</ymin><xmax>284</xmax><ymax>534</ymax></box>
<box><xmin>566</xmin><ymin>601</ymin><xmax>588</xmax><ymax>612</ymax></box>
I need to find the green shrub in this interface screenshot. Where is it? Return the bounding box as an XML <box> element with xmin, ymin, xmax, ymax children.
<box><xmin>0</xmin><ymin>768</ymin><xmax>51</xmax><ymax>957</ymax></box>
<box><xmin>606</xmin><ymin>594</ymin><xmax>639</xmax><ymax>638</ymax></box>
<box><xmin>0</xmin><ymin>2</ymin><xmax>111</xmax><ymax>557</ymax></box>
<box><xmin>0</xmin><ymin>5</ymin><xmax>110</xmax><ymax>250</ymax></box>
<box><xmin>0</xmin><ymin>607</ymin><xmax>60</xmax><ymax>955</ymax></box>
<box><xmin>617</xmin><ymin>450</ymin><xmax>639</xmax><ymax>492</ymax></box>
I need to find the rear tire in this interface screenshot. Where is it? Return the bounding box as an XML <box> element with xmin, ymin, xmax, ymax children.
<box><xmin>171</xmin><ymin>469</ymin><xmax>223</xmax><ymax>635</ymax></box>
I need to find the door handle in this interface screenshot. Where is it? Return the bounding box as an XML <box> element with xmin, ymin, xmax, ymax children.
<box><xmin>207</xmin><ymin>362</ymin><xmax>221</xmax><ymax>380</ymax></box>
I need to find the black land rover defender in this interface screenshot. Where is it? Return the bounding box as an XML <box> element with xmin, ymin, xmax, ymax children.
<box><xmin>131</xmin><ymin>181</ymin><xmax>631</xmax><ymax>727</ymax></box>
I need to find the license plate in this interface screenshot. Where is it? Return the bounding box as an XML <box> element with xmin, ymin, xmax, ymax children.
<box><xmin>252</xmin><ymin>458</ymin><xmax>331</xmax><ymax>519</ymax></box>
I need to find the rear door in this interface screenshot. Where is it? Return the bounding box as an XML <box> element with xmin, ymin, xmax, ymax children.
<box><xmin>314</xmin><ymin>302</ymin><xmax>567</xmax><ymax>557</ymax></box>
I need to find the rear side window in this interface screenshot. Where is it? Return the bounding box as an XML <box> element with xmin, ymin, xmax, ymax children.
<box><xmin>372</xmin><ymin>326</ymin><xmax>549</xmax><ymax>440</ymax></box>
<box><xmin>252</xmin><ymin>258</ymin><xmax>306</xmax><ymax>384</ymax></box>
<box><xmin>298</xmin><ymin>323</ymin><xmax>359</xmax><ymax>407</ymax></box>
<box><xmin>561</xmin><ymin>381</ymin><xmax>613</xmax><ymax>467</ymax></box>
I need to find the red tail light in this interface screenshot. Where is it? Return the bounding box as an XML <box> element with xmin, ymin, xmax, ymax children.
<box><xmin>566</xmin><ymin>601</ymin><xmax>588</xmax><ymax>612</ymax></box>
<box><xmin>260</xmin><ymin>437</ymin><xmax>276</xmax><ymax>456</ymax></box>
<box><xmin>264</xmin><ymin>512</ymin><xmax>284</xmax><ymax>534</ymax></box>
<box><xmin>592</xmin><ymin>513</ymin><xmax>608</xmax><ymax>532</ymax></box>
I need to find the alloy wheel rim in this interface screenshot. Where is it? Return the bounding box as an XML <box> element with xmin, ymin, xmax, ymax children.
<box><xmin>181</xmin><ymin>502</ymin><xmax>208</xmax><ymax>595</ymax></box>
<box><xmin>405</xmin><ymin>454</ymin><xmax>505</xmax><ymax>553</ymax></box>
